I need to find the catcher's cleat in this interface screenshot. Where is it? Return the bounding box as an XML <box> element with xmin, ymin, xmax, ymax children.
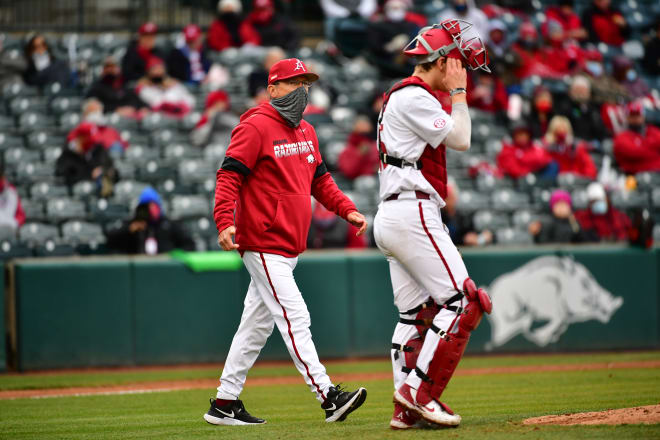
<box><xmin>390</xmin><ymin>402</ymin><xmax>421</xmax><ymax>429</ymax></box>
<box><xmin>394</xmin><ymin>384</ymin><xmax>461</xmax><ymax>427</ymax></box>
<box><xmin>203</xmin><ymin>398</ymin><xmax>266</xmax><ymax>425</ymax></box>
<box><xmin>322</xmin><ymin>384</ymin><xmax>367</xmax><ymax>422</ymax></box>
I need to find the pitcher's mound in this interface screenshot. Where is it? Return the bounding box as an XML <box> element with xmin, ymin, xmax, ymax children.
<box><xmin>523</xmin><ymin>405</ymin><xmax>660</xmax><ymax>426</ymax></box>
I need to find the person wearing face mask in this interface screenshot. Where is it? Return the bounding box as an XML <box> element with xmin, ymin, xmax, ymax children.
<box><xmin>543</xmin><ymin>115</ymin><xmax>597</xmax><ymax>179</ymax></box>
<box><xmin>613</xmin><ymin>102</ymin><xmax>660</xmax><ymax>174</ymax></box>
<box><xmin>497</xmin><ymin>121</ymin><xmax>557</xmax><ymax>180</ymax></box>
<box><xmin>526</xmin><ymin>86</ymin><xmax>556</xmax><ymax>138</ymax></box>
<box><xmin>86</xmin><ymin>56</ymin><xmax>149</xmax><ymax>118</ymax></box>
<box><xmin>166</xmin><ymin>24</ymin><xmax>211</xmax><ymax>85</ymax></box>
<box><xmin>307</xmin><ymin>198</ymin><xmax>367</xmax><ymax>249</ymax></box>
<box><xmin>191</xmin><ymin>90</ymin><xmax>239</xmax><ymax>147</ymax></box>
<box><xmin>208</xmin><ymin>58</ymin><xmax>368</xmax><ymax>426</ymax></box>
<box><xmin>136</xmin><ymin>57</ymin><xmax>195</xmax><ymax>118</ymax></box>
<box><xmin>510</xmin><ymin>22</ymin><xmax>556</xmax><ymax>80</ymax></box>
<box><xmin>580</xmin><ymin>49</ymin><xmax>629</xmax><ymax>106</ymax></box>
<box><xmin>528</xmin><ymin>189</ymin><xmax>597</xmax><ymax>243</ymax></box>
<box><xmin>612</xmin><ymin>56</ymin><xmax>650</xmax><ymax>100</ymax></box>
<box><xmin>575</xmin><ymin>182</ymin><xmax>631</xmax><ymax>242</ymax></box>
<box><xmin>208</xmin><ymin>0</ymin><xmax>261</xmax><ymax>52</ymax></box>
<box><xmin>437</xmin><ymin>0</ymin><xmax>488</xmax><ymax>40</ymax></box>
<box><xmin>0</xmin><ymin>158</ymin><xmax>26</xmax><ymax>237</ymax></box>
<box><xmin>22</xmin><ymin>34</ymin><xmax>70</xmax><ymax>87</ymax></box>
<box><xmin>121</xmin><ymin>22</ymin><xmax>166</xmax><ymax>83</ymax></box>
<box><xmin>545</xmin><ymin>0</ymin><xmax>587</xmax><ymax>41</ymax></box>
<box><xmin>582</xmin><ymin>0</ymin><xmax>629</xmax><ymax>46</ymax></box>
<box><xmin>65</xmin><ymin>99</ymin><xmax>127</xmax><ymax>157</ymax></box>
<box><xmin>556</xmin><ymin>76</ymin><xmax>603</xmax><ymax>142</ymax></box>
<box><xmin>337</xmin><ymin>115</ymin><xmax>380</xmax><ymax>179</ymax></box>
<box><xmin>105</xmin><ymin>187</ymin><xmax>195</xmax><ymax>255</ymax></box>
<box><xmin>537</xmin><ymin>19</ymin><xmax>582</xmax><ymax>77</ymax></box>
<box><xmin>367</xmin><ymin>0</ymin><xmax>424</xmax><ymax>78</ymax></box>
<box><xmin>245</xmin><ymin>0</ymin><xmax>300</xmax><ymax>51</ymax></box>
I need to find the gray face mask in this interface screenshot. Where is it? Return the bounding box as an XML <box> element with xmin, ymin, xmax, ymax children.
<box><xmin>271</xmin><ymin>86</ymin><xmax>308</xmax><ymax>128</ymax></box>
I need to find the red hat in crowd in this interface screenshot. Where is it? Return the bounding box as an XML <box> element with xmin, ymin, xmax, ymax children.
<box><xmin>253</xmin><ymin>0</ymin><xmax>274</xmax><ymax>9</ymax></box>
<box><xmin>268</xmin><ymin>58</ymin><xmax>319</xmax><ymax>85</ymax></box>
<box><xmin>519</xmin><ymin>22</ymin><xmax>538</xmax><ymax>40</ymax></box>
<box><xmin>139</xmin><ymin>22</ymin><xmax>158</xmax><ymax>35</ymax></box>
<box><xmin>626</xmin><ymin>101</ymin><xmax>644</xmax><ymax>116</ymax></box>
<box><xmin>183</xmin><ymin>24</ymin><xmax>202</xmax><ymax>43</ymax></box>
<box><xmin>146</xmin><ymin>56</ymin><xmax>164</xmax><ymax>71</ymax></box>
<box><xmin>205</xmin><ymin>90</ymin><xmax>231</xmax><ymax>109</ymax></box>
<box><xmin>67</xmin><ymin>122</ymin><xmax>99</xmax><ymax>152</ymax></box>
<box><xmin>583</xmin><ymin>49</ymin><xmax>603</xmax><ymax>62</ymax></box>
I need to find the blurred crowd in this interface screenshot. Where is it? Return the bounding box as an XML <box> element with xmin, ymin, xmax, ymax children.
<box><xmin>0</xmin><ymin>0</ymin><xmax>659</xmax><ymax>256</ymax></box>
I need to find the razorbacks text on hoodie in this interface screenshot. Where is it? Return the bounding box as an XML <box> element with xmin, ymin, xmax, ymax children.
<box><xmin>214</xmin><ymin>101</ymin><xmax>357</xmax><ymax>257</ymax></box>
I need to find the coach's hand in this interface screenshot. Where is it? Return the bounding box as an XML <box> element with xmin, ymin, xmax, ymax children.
<box><xmin>347</xmin><ymin>211</ymin><xmax>368</xmax><ymax>237</ymax></box>
<box><xmin>443</xmin><ymin>57</ymin><xmax>467</xmax><ymax>91</ymax></box>
<box><xmin>218</xmin><ymin>225</ymin><xmax>239</xmax><ymax>251</ymax></box>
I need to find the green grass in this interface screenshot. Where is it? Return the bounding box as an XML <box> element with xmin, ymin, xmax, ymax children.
<box><xmin>1</xmin><ymin>351</ymin><xmax>658</xmax><ymax>391</ymax></box>
<box><xmin>0</xmin><ymin>353</ymin><xmax>659</xmax><ymax>439</ymax></box>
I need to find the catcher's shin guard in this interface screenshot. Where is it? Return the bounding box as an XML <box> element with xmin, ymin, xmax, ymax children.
<box><xmin>416</xmin><ymin>278</ymin><xmax>492</xmax><ymax>404</ymax></box>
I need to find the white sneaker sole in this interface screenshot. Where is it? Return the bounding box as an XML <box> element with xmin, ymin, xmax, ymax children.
<box><xmin>325</xmin><ymin>387</ymin><xmax>366</xmax><ymax>423</ymax></box>
<box><xmin>203</xmin><ymin>413</ymin><xmax>266</xmax><ymax>426</ymax></box>
<box><xmin>393</xmin><ymin>390</ymin><xmax>417</xmax><ymax>412</ymax></box>
<box><xmin>390</xmin><ymin>419</ymin><xmax>415</xmax><ymax>429</ymax></box>
<box><xmin>394</xmin><ymin>390</ymin><xmax>461</xmax><ymax>427</ymax></box>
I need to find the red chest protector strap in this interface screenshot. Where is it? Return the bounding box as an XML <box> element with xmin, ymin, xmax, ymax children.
<box><xmin>377</xmin><ymin>76</ymin><xmax>449</xmax><ymax>199</ymax></box>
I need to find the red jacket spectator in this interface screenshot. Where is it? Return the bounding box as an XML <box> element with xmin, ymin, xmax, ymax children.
<box><xmin>68</xmin><ymin>123</ymin><xmax>127</xmax><ymax>152</ymax></box>
<box><xmin>466</xmin><ymin>72</ymin><xmax>508</xmax><ymax>113</ymax></box>
<box><xmin>0</xmin><ymin>170</ymin><xmax>26</xmax><ymax>231</ymax></box>
<box><xmin>307</xmin><ymin>201</ymin><xmax>366</xmax><ymax>249</ymax></box>
<box><xmin>497</xmin><ymin>124</ymin><xmax>555</xmax><ymax>179</ymax></box>
<box><xmin>582</xmin><ymin>0</ymin><xmax>630</xmax><ymax>46</ymax></box>
<box><xmin>613</xmin><ymin>125</ymin><xmax>660</xmax><ymax>174</ymax></box>
<box><xmin>543</xmin><ymin>115</ymin><xmax>597</xmax><ymax>179</ymax></box>
<box><xmin>575</xmin><ymin>206</ymin><xmax>630</xmax><ymax>241</ymax></box>
<box><xmin>338</xmin><ymin>124</ymin><xmax>380</xmax><ymax>180</ymax></box>
<box><xmin>208</xmin><ymin>0</ymin><xmax>260</xmax><ymax>52</ymax></box>
<box><xmin>545</xmin><ymin>2</ymin><xmax>586</xmax><ymax>40</ymax></box>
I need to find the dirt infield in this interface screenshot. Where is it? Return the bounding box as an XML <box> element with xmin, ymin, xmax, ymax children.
<box><xmin>1</xmin><ymin>359</ymin><xmax>658</xmax><ymax>400</ymax></box>
<box><xmin>523</xmin><ymin>405</ymin><xmax>660</xmax><ymax>425</ymax></box>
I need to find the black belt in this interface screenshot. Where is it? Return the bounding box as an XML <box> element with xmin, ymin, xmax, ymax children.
<box><xmin>386</xmin><ymin>191</ymin><xmax>430</xmax><ymax>202</ymax></box>
<box><xmin>398</xmin><ymin>292</ymin><xmax>465</xmax><ymax>326</ymax></box>
<box><xmin>380</xmin><ymin>152</ymin><xmax>423</xmax><ymax>170</ymax></box>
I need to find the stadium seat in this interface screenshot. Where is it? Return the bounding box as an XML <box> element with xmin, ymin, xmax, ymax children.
<box><xmin>58</xmin><ymin>112</ymin><xmax>81</xmax><ymax>132</ymax></box>
<box><xmin>458</xmin><ymin>189</ymin><xmax>490</xmax><ymax>212</ymax></box>
<box><xmin>112</xmin><ymin>180</ymin><xmax>149</xmax><ymax>205</ymax></box>
<box><xmin>203</xmin><ymin>143</ymin><xmax>227</xmax><ymax>164</ymax></box>
<box><xmin>43</xmin><ymin>146</ymin><xmax>63</xmax><ymax>164</ymax></box>
<box><xmin>113</xmin><ymin>161</ymin><xmax>136</xmax><ymax>180</ymax></box>
<box><xmin>20</xmin><ymin>199</ymin><xmax>45</xmax><ymax>222</ymax></box>
<box><xmin>491</xmin><ymin>189</ymin><xmax>530</xmax><ymax>211</ymax></box>
<box><xmin>473</xmin><ymin>210</ymin><xmax>511</xmax><ymax>231</ymax></box>
<box><xmin>152</xmin><ymin>129</ymin><xmax>183</xmax><ymax>148</ymax></box>
<box><xmin>330</xmin><ymin>107</ymin><xmax>357</xmax><ymax>132</ymax></box>
<box><xmin>164</xmin><ymin>143</ymin><xmax>202</xmax><ymax>162</ymax></box>
<box><xmin>124</xmin><ymin>144</ymin><xmax>160</xmax><ymax>165</ymax></box>
<box><xmin>19</xmin><ymin>222</ymin><xmax>59</xmax><ymax>245</ymax></box>
<box><xmin>353</xmin><ymin>175</ymin><xmax>378</xmax><ymax>194</ymax></box>
<box><xmin>71</xmin><ymin>180</ymin><xmax>96</xmax><ymax>199</ymax></box>
<box><xmin>475</xmin><ymin>174</ymin><xmax>514</xmax><ymax>193</ymax></box>
<box><xmin>20</xmin><ymin>112</ymin><xmax>54</xmax><ymax>133</ymax></box>
<box><xmin>34</xmin><ymin>240</ymin><xmax>76</xmax><ymax>257</ymax></box>
<box><xmin>496</xmin><ymin>227</ymin><xmax>533</xmax><ymax>246</ymax></box>
<box><xmin>557</xmin><ymin>173</ymin><xmax>593</xmax><ymax>191</ymax></box>
<box><xmin>184</xmin><ymin>216</ymin><xmax>216</xmax><ymax>239</ymax></box>
<box><xmin>107</xmin><ymin>113</ymin><xmax>139</xmax><ymax>131</ymax></box>
<box><xmin>30</xmin><ymin>182</ymin><xmax>68</xmax><ymax>201</ymax></box>
<box><xmin>119</xmin><ymin>130</ymin><xmax>150</xmax><ymax>146</ymax></box>
<box><xmin>654</xmin><ymin>225</ymin><xmax>660</xmax><ymax>244</ymax></box>
<box><xmin>4</xmin><ymin>147</ymin><xmax>40</xmax><ymax>166</ymax></box>
<box><xmin>636</xmin><ymin>172</ymin><xmax>660</xmax><ymax>191</ymax></box>
<box><xmin>158</xmin><ymin>178</ymin><xmax>196</xmax><ymax>197</ymax></box>
<box><xmin>0</xmin><ymin>223</ymin><xmax>17</xmax><ymax>242</ymax></box>
<box><xmin>96</xmin><ymin>32</ymin><xmax>128</xmax><ymax>52</ymax></box>
<box><xmin>89</xmin><ymin>198</ymin><xmax>131</xmax><ymax>223</ymax></box>
<box><xmin>511</xmin><ymin>209</ymin><xmax>536</xmax><ymax>230</ymax></box>
<box><xmin>170</xmin><ymin>195</ymin><xmax>210</xmax><ymax>220</ymax></box>
<box><xmin>653</xmin><ymin>189</ymin><xmax>660</xmax><ymax>208</ymax></box>
<box><xmin>609</xmin><ymin>190</ymin><xmax>649</xmax><ymax>210</ymax></box>
<box><xmin>141</xmin><ymin>112</ymin><xmax>172</xmax><ymax>132</ymax></box>
<box><xmin>0</xmin><ymin>133</ymin><xmax>24</xmax><ymax>150</ymax></box>
<box><xmin>26</xmin><ymin>131</ymin><xmax>61</xmax><ymax>149</ymax></box>
<box><xmin>571</xmin><ymin>188</ymin><xmax>589</xmax><ymax>211</ymax></box>
<box><xmin>50</xmin><ymin>96</ymin><xmax>83</xmax><ymax>115</ymax></box>
<box><xmin>46</xmin><ymin>197</ymin><xmax>86</xmax><ymax>222</ymax></box>
<box><xmin>179</xmin><ymin>159</ymin><xmax>217</xmax><ymax>184</ymax></box>
<box><xmin>137</xmin><ymin>160</ymin><xmax>178</xmax><ymax>183</ymax></box>
<box><xmin>2</xmin><ymin>82</ymin><xmax>38</xmax><ymax>100</ymax></box>
<box><xmin>16</xmin><ymin>162</ymin><xmax>54</xmax><ymax>184</ymax></box>
<box><xmin>61</xmin><ymin>220</ymin><xmax>105</xmax><ymax>246</ymax></box>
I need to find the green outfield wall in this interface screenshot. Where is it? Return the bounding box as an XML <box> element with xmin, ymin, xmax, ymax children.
<box><xmin>4</xmin><ymin>246</ymin><xmax>660</xmax><ymax>371</ymax></box>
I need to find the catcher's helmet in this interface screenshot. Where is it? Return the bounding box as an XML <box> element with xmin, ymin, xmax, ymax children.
<box><xmin>403</xmin><ymin>19</ymin><xmax>490</xmax><ymax>72</ymax></box>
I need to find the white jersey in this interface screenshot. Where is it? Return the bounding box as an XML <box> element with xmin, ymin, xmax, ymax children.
<box><xmin>378</xmin><ymin>85</ymin><xmax>454</xmax><ymax>206</ymax></box>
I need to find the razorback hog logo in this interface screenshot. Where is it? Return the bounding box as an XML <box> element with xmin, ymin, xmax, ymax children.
<box><xmin>485</xmin><ymin>256</ymin><xmax>623</xmax><ymax>349</ymax></box>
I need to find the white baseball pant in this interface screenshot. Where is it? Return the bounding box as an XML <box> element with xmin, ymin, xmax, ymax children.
<box><xmin>216</xmin><ymin>251</ymin><xmax>332</xmax><ymax>403</ymax></box>
<box><xmin>374</xmin><ymin>194</ymin><xmax>468</xmax><ymax>390</ymax></box>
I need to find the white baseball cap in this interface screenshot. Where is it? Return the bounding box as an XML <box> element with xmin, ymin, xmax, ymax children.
<box><xmin>586</xmin><ymin>182</ymin><xmax>606</xmax><ymax>202</ymax></box>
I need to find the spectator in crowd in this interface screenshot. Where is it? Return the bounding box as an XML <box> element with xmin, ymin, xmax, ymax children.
<box><xmin>56</xmin><ymin>122</ymin><xmax>119</xmax><ymax>196</ymax></box>
<box><xmin>166</xmin><ymin>24</ymin><xmax>211</xmax><ymax>85</ymax></box>
<box><xmin>320</xmin><ymin>0</ymin><xmax>377</xmax><ymax>42</ymax></box>
<box><xmin>611</xmin><ymin>55</ymin><xmax>650</xmax><ymax>99</ymax></box>
<box><xmin>208</xmin><ymin>0</ymin><xmax>260</xmax><ymax>52</ymax></box>
<box><xmin>71</xmin><ymin>98</ymin><xmax>127</xmax><ymax>154</ymax></box>
<box><xmin>307</xmin><ymin>199</ymin><xmax>367</xmax><ymax>249</ymax></box>
<box><xmin>121</xmin><ymin>22</ymin><xmax>165</xmax><ymax>83</ymax></box>
<box><xmin>556</xmin><ymin>76</ymin><xmax>604</xmax><ymax>142</ymax></box>
<box><xmin>527</xmin><ymin>86</ymin><xmax>556</xmax><ymax>138</ymax></box>
<box><xmin>575</xmin><ymin>182</ymin><xmax>631</xmax><ymax>241</ymax></box>
<box><xmin>366</xmin><ymin>0</ymin><xmax>423</xmax><ymax>78</ymax></box>
<box><xmin>537</xmin><ymin>19</ymin><xmax>582</xmax><ymax>77</ymax></box>
<box><xmin>641</xmin><ymin>18</ymin><xmax>660</xmax><ymax>76</ymax></box>
<box><xmin>106</xmin><ymin>187</ymin><xmax>195</xmax><ymax>255</ymax></box>
<box><xmin>581</xmin><ymin>49</ymin><xmax>629</xmax><ymax>105</ymax></box>
<box><xmin>437</xmin><ymin>0</ymin><xmax>489</xmax><ymax>39</ymax></box>
<box><xmin>582</xmin><ymin>0</ymin><xmax>630</xmax><ymax>46</ymax></box>
<box><xmin>0</xmin><ymin>159</ymin><xmax>26</xmax><ymax>236</ymax></box>
<box><xmin>245</xmin><ymin>0</ymin><xmax>299</xmax><ymax>52</ymax></box>
<box><xmin>543</xmin><ymin>116</ymin><xmax>597</xmax><ymax>179</ymax></box>
<box><xmin>510</xmin><ymin>22</ymin><xmax>551</xmax><ymax>80</ymax></box>
<box><xmin>22</xmin><ymin>33</ymin><xmax>70</xmax><ymax>87</ymax></box>
<box><xmin>191</xmin><ymin>90</ymin><xmax>239</xmax><ymax>147</ymax></box>
<box><xmin>248</xmin><ymin>47</ymin><xmax>286</xmax><ymax>102</ymax></box>
<box><xmin>337</xmin><ymin>116</ymin><xmax>379</xmax><ymax>180</ymax></box>
<box><xmin>466</xmin><ymin>70</ymin><xmax>508</xmax><ymax>117</ymax></box>
<box><xmin>613</xmin><ymin>102</ymin><xmax>660</xmax><ymax>174</ymax></box>
<box><xmin>86</xmin><ymin>56</ymin><xmax>149</xmax><ymax>118</ymax></box>
<box><xmin>136</xmin><ymin>57</ymin><xmax>195</xmax><ymax>118</ymax></box>
<box><xmin>528</xmin><ymin>189</ymin><xmax>596</xmax><ymax>243</ymax></box>
<box><xmin>497</xmin><ymin>121</ymin><xmax>558</xmax><ymax>181</ymax></box>
<box><xmin>485</xmin><ymin>19</ymin><xmax>515</xmax><ymax>83</ymax></box>
<box><xmin>442</xmin><ymin>180</ymin><xmax>493</xmax><ymax>246</ymax></box>
<box><xmin>544</xmin><ymin>0</ymin><xmax>587</xmax><ymax>41</ymax></box>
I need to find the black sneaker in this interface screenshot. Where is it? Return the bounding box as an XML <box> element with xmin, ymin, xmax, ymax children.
<box><xmin>321</xmin><ymin>385</ymin><xmax>367</xmax><ymax>422</ymax></box>
<box><xmin>203</xmin><ymin>398</ymin><xmax>266</xmax><ymax>425</ymax></box>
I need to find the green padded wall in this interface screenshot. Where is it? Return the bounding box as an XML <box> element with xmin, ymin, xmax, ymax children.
<box><xmin>0</xmin><ymin>267</ymin><xmax>5</xmax><ymax>372</ymax></box>
<box><xmin>15</xmin><ymin>260</ymin><xmax>132</xmax><ymax>370</ymax></box>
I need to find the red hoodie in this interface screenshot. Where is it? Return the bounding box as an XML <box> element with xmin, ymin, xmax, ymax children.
<box><xmin>214</xmin><ymin>102</ymin><xmax>358</xmax><ymax>258</ymax></box>
<box><xmin>613</xmin><ymin>125</ymin><xmax>660</xmax><ymax>174</ymax></box>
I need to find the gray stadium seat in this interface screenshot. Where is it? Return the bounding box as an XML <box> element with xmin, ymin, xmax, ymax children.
<box><xmin>61</xmin><ymin>221</ymin><xmax>105</xmax><ymax>245</ymax></box>
<box><xmin>654</xmin><ymin>225</ymin><xmax>660</xmax><ymax>244</ymax></box>
<box><xmin>112</xmin><ymin>180</ymin><xmax>149</xmax><ymax>205</ymax></box>
<box><xmin>653</xmin><ymin>189</ymin><xmax>660</xmax><ymax>208</ymax></box>
<box><xmin>353</xmin><ymin>175</ymin><xmax>379</xmax><ymax>194</ymax></box>
<box><xmin>0</xmin><ymin>224</ymin><xmax>17</xmax><ymax>242</ymax></box>
<box><xmin>47</xmin><ymin>198</ymin><xmax>86</xmax><ymax>221</ymax></box>
<box><xmin>636</xmin><ymin>172</ymin><xmax>660</xmax><ymax>191</ymax></box>
<box><xmin>107</xmin><ymin>114</ymin><xmax>139</xmax><ymax>131</ymax></box>
<box><xmin>458</xmin><ymin>189</ymin><xmax>490</xmax><ymax>212</ymax></box>
<box><xmin>30</xmin><ymin>182</ymin><xmax>69</xmax><ymax>201</ymax></box>
<box><xmin>330</xmin><ymin>107</ymin><xmax>357</xmax><ymax>132</ymax></box>
<box><xmin>184</xmin><ymin>216</ymin><xmax>216</xmax><ymax>239</ymax></box>
<box><xmin>203</xmin><ymin>143</ymin><xmax>227</xmax><ymax>164</ymax></box>
<box><xmin>19</xmin><ymin>112</ymin><xmax>53</xmax><ymax>133</ymax></box>
<box><xmin>124</xmin><ymin>144</ymin><xmax>160</xmax><ymax>165</ymax></box>
<box><xmin>26</xmin><ymin>131</ymin><xmax>61</xmax><ymax>149</ymax></box>
<box><xmin>141</xmin><ymin>112</ymin><xmax>173</xmax><ymax>132</ymax></box>
<box><xmin>0</xmin><ymin>240</ymin><xmax>32</xmax><ymax>259</ymax></box>
<box><xmin>2</xmin><ymin>82</ymin><xmax>37</xmax><ymax>100</ymax></box>
<box><xmin>19</xmin><ymin>222</ymin><xmax>59</xmax><ymax>245</ymax></box>
<box><xmin>0</xmin><ymin>115</ymin><xmax>15</xmax><ymax>131</ymax></box>
<box><xmin>20</xmin><ymin>199</ymin><xmax>45</xmax><ymax>221</ymax></box>
<box><xmin>9</xmin><ymin>97</ymin><xmax>46</xmax><ymax>115</ymax></box>
<box><xmin>180</xmin><ymin>111</ymin><xmax>202</xmax><ymax>131</ymax></box>
<box><xmin>137</xmin><ymin>160</ymin><xmax>178</xmax><ymax>183</ymax></box>
<box><xmin>34</xmin><ymin>240</ymin><xmax>76</xmax><ymax>257</ymax></box>
<box><xmin>58</xmin><ymin>112</ymin><xmax>81</xmax><ymax>132</ymax></box>
<box><xmin>473</xmin><ymin>210</ymin><xmax>511</xmax><ymax>231</ymax></box>
<box><xmin>170</xmin><ymin>195</ymin><xmax>210</xmax><ymax>220</ymax></box>
<box><xmin>89</xmin><ymin>198</ymin><xmax>131</xmax><ymax>223</ymax></box>
<box><xmin>496</xmin><ymin>227</ymin><xmax>533</xmax><ymax>245</ymax></box>
<box><xmin>179</xmin><ymin>159</ymin><xmax>217</xmax><ymax>184</ymax></box>
<box><xmin>164</xmin><ymin>143</ymin><xmax>202</xmax><ymax>162</ymax></box>
<box><xmin>491</xmin><ymin>189</ymin><xmax>530</xmax><ymax>211</ymax></box>
<box><xmin>557</xmin><ymin>173</ymin><xmax>593</xmax><ymax>191</ymax></box>
<box><xmin>43</xmin><ymin>146</ymin><xmax>63</xmax><ymax>164</ymax></box>
<box><xmin>72</xmin><ymin>180</ymin><xmax>96</xmax><ymax>199</ymax></box>
<box><xmin>113</xmin><ymin>161</ymin><xmax>136</xmax><ymax>180</ymax></box>
<box><xmin>16</xmin><ymin>162</ymin><xmax>55</xmax><ymax>184</ymax></box>
<box><xmin>50</xmin><ymin>97</ymin><xmax>83</xmax><ymax>115</ymax></box>
<box><xmin>610</xmin><ymin>190</ymin><xmax>649</xmax><ymax>210</ymax></box>
<box><xmin>511</xmin><ymin>209</ymin><xmax>535</xmax><ymax>229</ymax></box>
<box><xmin>571</xmin><ymin>189</ymin><xmax>589</xmax><ymax>211</ymax></box>
<box><xmin>0</xmin><ymin>133</ymin><xmax>25</xmax><ymax>150</ymax></box>
<box><xmin>475</xmin><ymin>174</ymin><xmax>514</xmax><ymax>193</ymax></box>
<box><xmin>5</xmin><ymin>147</ymin><xmax>40</xmax><ymax>166</ymax></box>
